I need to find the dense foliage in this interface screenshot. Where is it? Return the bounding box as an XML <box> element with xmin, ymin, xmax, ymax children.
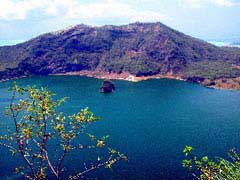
<box><xmin>183</xmin><ymin>61</ymin><xmax>240</xmax><ymax>80</ymax></box>
<box><xmin>0</xmin><ymin>83</ymin><xmax>127</xmax><ymax>179</ymax></box>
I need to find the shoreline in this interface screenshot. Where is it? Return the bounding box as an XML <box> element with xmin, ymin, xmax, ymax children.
<box><xmin>0</xmin><ymin>76</ymin><xmax>27</xmax><ymax>83</ymax></box>
<box><xmin>0</xmin><ymin>71</ymin><xmax>239</xmax><ymax>91</ymax></box>
<box><xmin>53</xmin><ymin>70</ymin><xmax>185</xmax><ymax>82</ymax></box>
<box><xmin>53</xmin><ymin>71</ymin><xmax>238</xmax><ymax>91</ymax></box>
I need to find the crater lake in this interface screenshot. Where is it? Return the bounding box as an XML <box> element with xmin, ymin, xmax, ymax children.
<box><xmin>1</xmin><ymin>76</ymin><xmax>240</xmax><ymax>180</ymax></box>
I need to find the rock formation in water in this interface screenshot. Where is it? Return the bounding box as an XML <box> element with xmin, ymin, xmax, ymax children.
<box><xmin>100</xmin><ymin>80</ymin><xmax>115</xmax><ymax>93</ymax></box>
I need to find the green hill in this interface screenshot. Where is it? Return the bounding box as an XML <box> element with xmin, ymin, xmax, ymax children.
<box><xmin>1</xmin><ymin>22</ymin><xmax>240</xmax><ymax>89</ymax></box>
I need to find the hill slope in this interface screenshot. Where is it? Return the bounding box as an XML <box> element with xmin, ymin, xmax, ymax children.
<box><xmin>1</xmin><ymin>22</ymin><xmax>240</xmax><ymax>89</ymax></box>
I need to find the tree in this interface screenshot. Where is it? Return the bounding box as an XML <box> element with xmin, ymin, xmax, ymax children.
<box><xmin>0</xmin><ymin>82</ymin><xmax>127</xmax><ymax>179</ymax></box>
<box><xmin>183</xmin><ymin>146</ymin><xmax>240</xmax><ymax>180</ymax></box>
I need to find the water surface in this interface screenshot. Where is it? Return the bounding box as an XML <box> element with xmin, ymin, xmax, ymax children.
<box><xmin>0</xmin><ymin>76</ymin><xmax>240</xmax><ymax>179</ymax></box>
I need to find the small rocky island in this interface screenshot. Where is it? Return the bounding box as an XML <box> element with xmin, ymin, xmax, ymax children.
<box><xmin>100</xmin><ymin>80</ymin><xmax>115</xmax><ymax>93</ymax></box>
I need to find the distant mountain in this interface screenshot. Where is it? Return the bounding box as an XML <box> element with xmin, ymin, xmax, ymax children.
<box><xmin>232</xmin><ymin>40</ymin><xmax>240</xmax><ymax>46</ymax></box>
<box><xmin>208</xmin><ymin>39</ymin><xmax>240</xmax><ymax>48</ymax></box>
<box><xmin>0</xmin><ymin>39</ymin><xmax>25</xmax><ymax>46</ymax></box>
<box><xmin>1</xmin><ymin>22</ymin><xmax>240</xmax><ymax>89</ymax></box>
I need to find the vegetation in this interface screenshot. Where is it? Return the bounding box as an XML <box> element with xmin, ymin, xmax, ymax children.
<box><xmin>183</xmin><ymin>146</ymin><xmax>240</xmax><ymax>180</ymax></box>
<box><xmin>183</xmin><ymin>61</ymin><xmax>240</xmax><ymax>80</ymax></box>
<box><xmin>1</xmin><ymin>22</ymin><xmax>240</xmax><ymax>83</ymax></box>
<box><xmin>0</xmin><ymin>82</ymin><xmax>127</xmax><ymax>179</ymax></box>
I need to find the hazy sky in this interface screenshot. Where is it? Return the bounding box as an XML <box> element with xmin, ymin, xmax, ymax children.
<box><xmin>0</xmin><ymin>0</ymin><xmax>240</xmax><ymax>43</ymax></box>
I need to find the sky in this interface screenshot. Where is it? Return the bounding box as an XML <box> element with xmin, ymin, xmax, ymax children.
<box><xmin>0</xmin><ymin>0</ymin><xmax>240</xmax><ymax>45</ymax></box>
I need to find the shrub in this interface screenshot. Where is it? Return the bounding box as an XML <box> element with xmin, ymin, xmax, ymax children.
<box><xmin>0</xmin><ymin>82</ymin><xmax>127</xmax><ymax>179</ymax></box>
<box><xmin>183</xmin><ymin>146</ymin><xmax>240</xmax><ymax>180</ymax></box>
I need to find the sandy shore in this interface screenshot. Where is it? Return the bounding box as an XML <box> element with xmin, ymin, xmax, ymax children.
<box><xmin>54</xmin><ymin>70</ymin><xmax>184</xmax><ymax>82</ymax></box>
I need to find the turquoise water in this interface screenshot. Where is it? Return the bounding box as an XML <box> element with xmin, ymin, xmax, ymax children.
<box><xmin>1</xmin><ymin>76</ymin><xmax>240</xmax><ymax>179</ymax></box>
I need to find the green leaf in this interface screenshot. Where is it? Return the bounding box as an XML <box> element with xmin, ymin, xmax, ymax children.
<box><xmin>183</xmin><ymin>146</ymin><xmax>193</xmax><ymax>156</ymax></box>
<box><xmin>182</xmin><ymin>159</ymin><xmax>192</xmax><ymax>169</ymax></box>
<box><xmin>202</xmin><ymin>156</ymin><xmax>209</xmax><ymax>163</ymax></box>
